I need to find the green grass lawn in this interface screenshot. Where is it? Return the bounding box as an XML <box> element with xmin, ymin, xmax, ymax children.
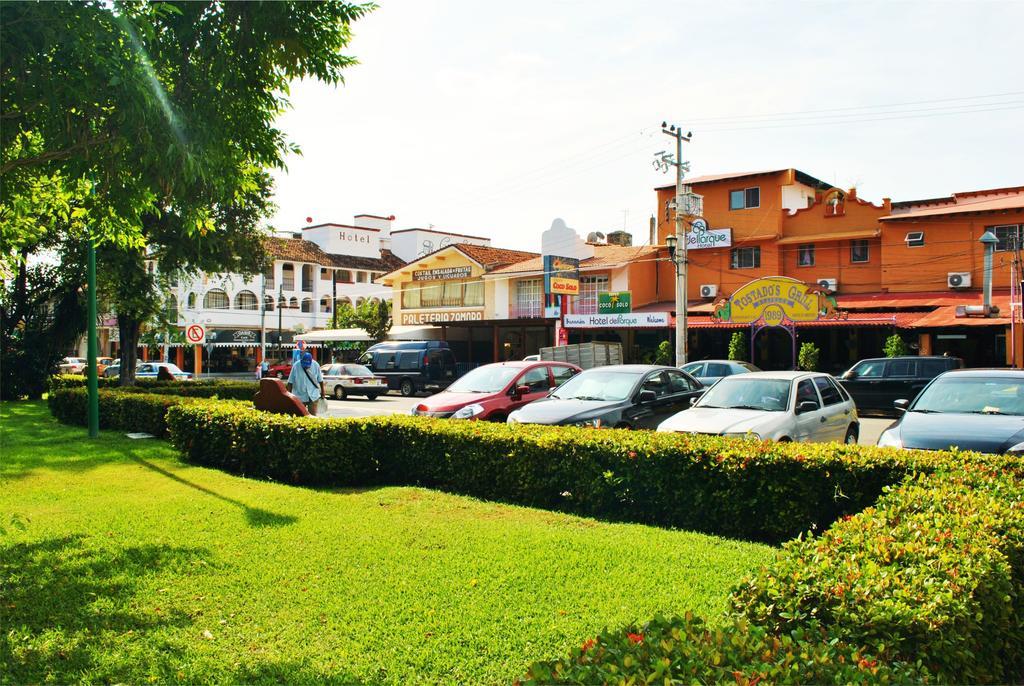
<box><xmin>0</xmin><ymin>401</ymin><xmax>773</xmax><ymax>685</ymax></box>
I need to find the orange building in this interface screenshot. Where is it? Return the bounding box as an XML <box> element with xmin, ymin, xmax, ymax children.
<box><xmin>654</xmin><ymin>171</ymin><xmax>1023</xmax><ymax>371</ymax></box>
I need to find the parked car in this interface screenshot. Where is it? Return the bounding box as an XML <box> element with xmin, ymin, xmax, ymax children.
<box><xmin>412</xmin><ymin>360</ymin><xmax>581</xmax><ymax>420</ymax></box>
<box><xmin>679</xmin><ymin>359</ymin><xmax>761</xmax><ymax>387</ymax></box>
<box><xmin>839</xmin><ymin>355</ymin><xmax>963</xmax><ymax>414</ymax></box>
<box><xmin>878</xmin><ymin>369</ymin><xmax>1024</xmax><ymax>454</ymax></box>
<box><xmin>57</xmin><ymin>357</ymin><xmax>88</xmax><ymax>374</ymax></box>
<box><xmin>358</xmin><ymin>341</ymin><xmax>457</xmax><ymax>397</ymax></box>
<box><xmin>506</xmin><ymin>364</ymin><xmax>702</xmax><ymax>429</ymax></box>
<box><xmin>103</xmin><ymin>362</ymin><xmax>122</xmax><ymax>378</ymax></box>
<box><xmin>322</xmin><ymin>363</ymin><xmax>387</xmax><ymax>400</ymax></box>
<box><xmin>264</xmin><ymin>360</ymin><xmax>292</xmax><ymax>379</ymax></box>
<box><xmin>658</xmin><ymin>371</ymin><xmax>859</xmax><ymax>444</ymax></box>
<box><xmin>136</xmin><ymin>362</ymin><xmax>192</xmax><ymax>380</ymax></box>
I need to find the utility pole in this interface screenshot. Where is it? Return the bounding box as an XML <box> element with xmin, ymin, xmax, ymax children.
<box><xmin>658</xmin><ymin>122</ymin><xmax>692</xmax><ymax>366</ymax></box>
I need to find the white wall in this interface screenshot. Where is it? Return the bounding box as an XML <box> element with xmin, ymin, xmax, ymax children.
<box><xmin>782</xmin><ymin>182</ymin><xmax>817</xmax><ymax>213</ymax></box>
<box><xmin>492</xmin><ymin>278</ymin><xmax>510</xmax><ymax>319</ymax></box>
<box><xmin>390</xmin><ymin>229</ymin><xmax>490</xmax><ymax>262</ymax></box>
<box><xmin>303</xmin><ymin>225</ymin><xmax>381</xmax><ymax>258</ymax></box>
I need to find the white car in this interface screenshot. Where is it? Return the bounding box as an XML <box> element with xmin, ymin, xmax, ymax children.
<box><xmin>58</xmin><ymin>357</ymin><xmax>88</xmax><ymax>374</ymax></box>
<box><xmin>657</xmin><ymin>371</ymin><xmax>859</xmax><ymax>444</ymax></box>
<box><xmin>322</xmin><ymin>363</ymin><xmax>387</xmax><ymax>400</ymax></box>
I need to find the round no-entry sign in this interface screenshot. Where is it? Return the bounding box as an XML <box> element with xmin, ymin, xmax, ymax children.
<box><xmin>186</xmin><ymin>324</ymin><xmax>206</xmax><ymax>344</ymax></box>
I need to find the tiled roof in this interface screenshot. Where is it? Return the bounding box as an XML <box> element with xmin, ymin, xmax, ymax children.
<box><xmin>265</xmin><ymin>236</ymin><xmax>406</xmax><ymax>272</ymax></box>
<box><xmin>654</xmin><ymin>168</ymin><xmax>830</xmax><ymax>192</ymax></box>
<box><xmin>486</xmin><ymin>244</ymin><xmax>660</xmax><ymax>275</ymax></box>
<box><xmin>881</xmin><ymin>193</ymin><xmax>1024</xmax><ymax>220</ymax></box>
<box><xmin>452</xmin><ymin>243</ymin><xmax>538</xmax><ymax>270</ymax></box>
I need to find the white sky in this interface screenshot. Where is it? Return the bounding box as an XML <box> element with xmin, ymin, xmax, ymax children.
<box><xmin>270</xmin><ymin>0</ymin><xmax>1024</xmax><ymax>251</ymax></box>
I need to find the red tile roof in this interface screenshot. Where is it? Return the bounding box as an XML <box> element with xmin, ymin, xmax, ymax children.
<box><xmin>654</xmin><ymin>169</ymin><xmax>830</xmax><ymax>192</ymax></box>
<box><xmin>264</xmin><ymin>236</ymin><xmax>406</xmax><ymax>272</ymax></box>
<box><xmin>882</xmin><ymin>193</ymin><xmax>1024</xmax><ymax>220</ymax></box>
<box><xmin>487</xmin><ymin>244</ymin><xmax>659</xmax><ymax>276</ymax></box>
<box><xmin>451</xmin><ymin>243</ymin><xmax>538</xmax><ymax>269</ymax></box>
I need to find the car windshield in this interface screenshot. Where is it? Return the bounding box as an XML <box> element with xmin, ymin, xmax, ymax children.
<box><xmin>911</xmin><ymin>377</ymin><xmax>1024</xmax><ymax>415</ymax></box>
<box><xmin>696</xmin><ymin>377</ymin><xmax>791</xmax><ymax>412</ymax></box>
<box><xmin>549</xmin><ymin>370</ymin><xmax>639</xmax><ymax>402</ymax></box>
<box><xmin>342</xmin><ymin>364</ymin><xmax>373</xmax><ymax>377</ymax></box>
<box><xmin>446</xmin><ymin>365</ymin><xmax>520</xmax><ymax>393</ymax></box>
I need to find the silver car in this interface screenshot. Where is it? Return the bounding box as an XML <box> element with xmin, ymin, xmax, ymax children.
<box><xmin>657</xmin><ymin>371</ymin><xmax>859</xmax><ymax>444</ymax></box>
<box><xmin>322</xmin><ymin>363</ymin><xmax>387</xmax><ymax>400</ymax></box>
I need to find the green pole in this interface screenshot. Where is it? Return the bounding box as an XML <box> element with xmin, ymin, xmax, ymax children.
<box><xmin>86</xmin><ymin>241</ymin><xmax>99</xmax><ymax>438</ymax></box>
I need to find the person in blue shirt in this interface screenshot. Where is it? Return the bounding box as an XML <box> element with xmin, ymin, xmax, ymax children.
<box><xmin>286</xmin><ymin>352</ymin><xmax>326</xmax><ymax>415</ymax></box>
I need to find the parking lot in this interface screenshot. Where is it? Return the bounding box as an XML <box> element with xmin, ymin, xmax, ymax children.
<box><xmin>324</xmin><ymin>392</ymin><xmax>896</xmax><ymax>446</ymax></box>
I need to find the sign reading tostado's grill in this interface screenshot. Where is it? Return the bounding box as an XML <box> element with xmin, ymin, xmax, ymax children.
<box><xmin>401</xmin><ymin>310</ymin><xmax>485</xmax><ymax>325</ymax></box>
<box><xmin>411</xmin><ymin>266</ymin><xmax>473</xmax><ymax>282</ymax></box>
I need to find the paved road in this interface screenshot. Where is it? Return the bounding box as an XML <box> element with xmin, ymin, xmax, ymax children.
<box><xmin>325</xmin><ymin>392</ymin><xmax>897</xmax><ymax>446</ymax></box>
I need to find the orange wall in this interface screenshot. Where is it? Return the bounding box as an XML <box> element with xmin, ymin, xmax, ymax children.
<box><xmin>627</xmin><ymin>260</ymin><xmax>659</xmax><ymax>307</ymax></box>
<box><xmin>880</xmin><ymin>209</ymin><xmax>1023</xmax><ymax>292</ymax></box>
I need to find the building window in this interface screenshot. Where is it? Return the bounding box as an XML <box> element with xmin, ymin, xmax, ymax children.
<box><xmin>401</xmin><ymin>279</ymin><xmax>484</xmax><ymax>309</ymax></box>
<box><xmin>730</xmin><ymin>187</ymin><xmax>760</xmax><ymax>210</ymax></box>
<box><xmin>281</xmin><ymin>263</ymin><xmax>295</xmax><ymax>290</ymax></box>
<box><xmin>301</xmin><ymin>264</ymin><xmax>313</xmax><ymax>292</ymax></box>
<box><xmin>234</xmin><ymin>290</ymin><xmax>258</xmax><ymax>310</ymax></box>
<box><xmin>320</xmin><ymin>296</ymin><xmax>332</xmax><ymax>313</ymax></box>
<box><xmin>264</xmin><ymin>266</ymin><xmax>274</xmax><ymax>289</ymax></box>
<box><xmin>905</xmin><ymin>231</ymin><xmax>925</xmax><ymax>247</ymax></box>
<box><xmin>850</xmin><ymin>239</ymin><xmax>870</xmax><ymax>263</ymax></box>
<box><xmin>992</xmin><ymin>224</ymin><xmax>1023</xmax><ymax>252</ymax></box>
<box><xmin>166</xmin><ymin>294</ymin><xmax>178</xmax><ymax>320</ymax></box>
<box><xmin>335</xmin><ymin>269</ymin><xmax>352</xmax><ymax>283</ymax></box>
<box><xmin>356</xmin><ymin>271</ymin><xmax>368</xmax><ymax>283</ymax></box>
<box><xmin>301</xmin><ymin>297</ymin><xmax>313</xmax><ymax>313</ymax></box>
<box><xmin>575</xmin><ymin>275</ymin><xmax>610</xmax><ymax>315</ymax></box>
<box><xmin>730</xmin><ymin>246</ymin><xmax>761</xmax><ymax>269</ymax></box>
<box><xmin>513</xmin><ymin>278</ymin><xmax>544</xmax><ymax>318</ymax></box>
<box><xmin>798</xmin><ymin>244</ymin><xmax>815</xmax><ymax>267</ymax></box>
<box><xmin>264</xmin><ymin>295</ymin><xmax>275</xmax><ymax>312</ymax></box>
<box><xmin>203</xmin><ymin>289</ymin><xmax>229</xmax><ymax>309</ymax></box>
<box><xmin>320</xmin><ymin>267</ymin><xmax>329</xmax><ymax>279</ymax></box>
<box><xmin>186</xmin><ymin>292</ymin><xmax>197</xmax><ymax>309</ymax></box>
<box><xmin>289</xmin><ymin>296</ymin><xmax>299</xmax><ymax>309</ymax></box>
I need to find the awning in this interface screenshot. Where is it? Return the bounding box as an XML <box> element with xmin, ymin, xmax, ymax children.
<box><xmin>837</xmin><ymin>290</ymin><xmax>1010</xmax><ymax>310</ymax></box>
<box><xmin>906</xmin><ymin>306</ymin><xmax>1011</xmax><ymax>329</ymax></box>
<box><xmin>776</xmin><ymin>229</ymin><xmax>880</xmax><ymax>245</ymax></box>
<box><xmin>685</xmin><ymin>312</ymin><xmax>921</xmax><ymax>329</ymax></box>
<box><xmin>296</xmin><ymin>325</ymin><xmax>441</xmax><ymax>343</ymax></box>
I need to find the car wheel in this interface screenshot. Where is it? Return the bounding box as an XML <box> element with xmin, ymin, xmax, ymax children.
<box><xmin>844</xmin><ymin>425</ymin><xmax>859</xmax><ymax>444</ymax></box>
<box><xmin>615</xmin><ymin>422</ymin><xmax>632</xmax><ymax>429</ymax></box>
<box><xmin>488</xmin><ymin>413</ymin><xmax>506</xmax><ymax>423</ymax></box>
<box><xmin>777</xmin><ymin>436</ymin><xmax>792</xmax><ymax>442</ymax></box>
<box><xmin>400</xmin><ymin>379</ymin><xmax>416</xmax><ymax>397</ymax></box>
<box><xmin>275</xmin><ymin>371</ymin><xmax>285</xmax><ymax>380</ymax></box>
<box><xmin>333</xmin><ymin>385</ymin><xmax>346</xmax><ymax>400</ymax></box>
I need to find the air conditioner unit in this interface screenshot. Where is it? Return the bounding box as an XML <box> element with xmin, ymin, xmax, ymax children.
<box><xmin>699</xmin><ymin>284</ymin><xmax>718</xmax><ymax>299</ymax></box>
<box><xmin>816</xmin><ymin>278</ymin><xmax>838</xmax><ymax>293</ymax></box>
<box><xmin>947</xmin><ymin>272</ymin><xmax>972</xmax><ymax>289</ymax></box>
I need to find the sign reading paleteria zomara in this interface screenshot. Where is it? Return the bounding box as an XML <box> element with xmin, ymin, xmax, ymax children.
<box><xmin>543</xmin><ymin>255</ymin><xmax>580</xmax><ymax>295</ymax></box>
<box><xmin>411</xmin><ymin>266</ymin><xmax>473</xmax><ymax>282</ymax></box>
<box><xmin>712</xmin><ymin>276</ymin><xmax>844</xmax><ymax>325</ymax></box>
<box><xmin>685</xmin><ymin>217</ymin><xmax>732</xmax><ymax>250</ymax></box>
<box><xmin>400</xmin><ymin>310</ymin><xmax>484</xmax><ymax>325</ymax></box>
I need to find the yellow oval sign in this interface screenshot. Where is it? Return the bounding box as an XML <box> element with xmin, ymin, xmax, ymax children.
<box><xmin>727</xmin><ymin>277</ymin><xmax>821</xmax><ymax>324</ymax></box>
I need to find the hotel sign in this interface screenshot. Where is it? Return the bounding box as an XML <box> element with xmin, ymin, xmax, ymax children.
<box><xmin>400</xmin><ymin>310</ymin><xmax>484</xmax><ymax>325</ymax></box>
<box><xmin>686</xmin><ymin>218</ymin><xmax>732</xmax><ymax>250</ymax></box>
<box><xmin>564</xmin><ymin>312</ymin><xmax>671</xmax><ymax>328</ymax></box>
<box><xmin>412</xmin><ymin>266</ymin><xmax>473</xmax><ymax>282</ymax></box>
<box><xmin>543</xmin><ymin>255</ymin><xmax>580</xmax><ymax>295</ymax></box>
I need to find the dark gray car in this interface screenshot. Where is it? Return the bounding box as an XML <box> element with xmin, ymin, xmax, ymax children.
<box><xmin>679</xmin><ymin>359</ymin><xmax>761</xmax><ymax>387</ymax></box>
<box><xmin>840</xmin><ymin>355</ymin><xmax>963</xmax><ymax>413</ymax></box>
<box><xmin>506</xmin><ymin>364</ymin><xmax>703</xmax><ymax>429</ymax></box>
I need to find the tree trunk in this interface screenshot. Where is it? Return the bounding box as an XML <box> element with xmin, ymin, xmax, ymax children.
<box><xmin>118</xmin><ymin>313</ymin><xmax>141</xmax><ymax>386</ymax></box>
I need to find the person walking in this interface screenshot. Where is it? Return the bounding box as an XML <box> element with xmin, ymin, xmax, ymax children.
<box><xmin>286</xmin><ymin>351</ymin><xmax>326</xmax><ymax>416</ymax></box>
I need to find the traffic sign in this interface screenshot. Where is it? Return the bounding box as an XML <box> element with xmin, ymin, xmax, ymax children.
<box><xmin>186</xmin><ymin>324</ymin><xmax>206</xmax><ymax>344</ymax></box>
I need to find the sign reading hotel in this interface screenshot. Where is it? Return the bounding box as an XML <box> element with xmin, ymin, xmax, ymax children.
<box><xmin>564</xmin><ymin>312</ymin><xmax>671</xmax><ymax>329</ymax></box>
<box><xmin>401</xmin><ymin>310</ymin><xmax>484</xmax><ymax>325</ymax></box>
<box><xmin>411</xmin><ymin>266</ymin><xmax>473</xmax><ymax>282</ymax></box>
<box><xmin>543</xmin><ymin>255</ymin><xmax>580</xmax><ymax>295</ymax></box>
<box><xmin>713</xmin><ymin>276</ymin><xmax>827</xmax><ymax>325</ymax></box>
<box><xmin>597</xmin><ymin>291</ymin><xmax>632</xmax><ymax>314</ymax></box>
<box><xmin>686</xmin><ymin>218</ymin><xmax>732</xmax><ymax>250</ymax></box>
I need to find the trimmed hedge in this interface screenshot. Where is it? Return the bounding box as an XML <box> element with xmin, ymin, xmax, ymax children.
<box><xmin>48</xmin><ymin>387</ymin><xmax>201</xmax><ymax>437</ymax></box>
<box><xmin>47</xmin><ymin>374</ymin><xmax>256</xmax><ymax>400</ymax></box>
<box><xmin>521</xmin><ymin>614</ymin><xmax>930</xmax><ymax>685</ymax></box>
<box><xmin>732</xmin><ymin>465</ymin><xmax>1024</xmax><ymax>683</ymax></box>
<box><xmin>162</xmin><ymin>401</ymin><xmax>1000</xmax><ymax>544</ymax></box>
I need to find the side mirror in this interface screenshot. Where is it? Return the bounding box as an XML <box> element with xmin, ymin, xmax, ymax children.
<box><xmin>842</xmin><ymin>370</ymin><xmax>857</xmax><ymax>380</ymax></box>
<box><xmin>638</xmin><ymin>390</ymin><xmax>657</xmax><ymax>404</ymax></box>
<box><xmin>893</xmin><ymin>398</ymin><xmax>909</xmax><ymax>413</ymax></box>
<box><xmin>796</xmin><ymin>400</ymin><xmax>819</xmax><ymax>414</ymax></box>
<box><xmin>511</xmin><ymin>384</ymin><xmax>530</xmax><ymax>399</ymax></box>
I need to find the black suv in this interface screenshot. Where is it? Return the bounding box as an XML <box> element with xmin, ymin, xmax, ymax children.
<box><xmin>358</xmin><ymin>341</ymin><xmax>457</xmax><ymax>396</ymax></box>
<box><xmin>839</xmin><ymin>355</ymin><xmax>964</xmax><ymax>413</ymax></box>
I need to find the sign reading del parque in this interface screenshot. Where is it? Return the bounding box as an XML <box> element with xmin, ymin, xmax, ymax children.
<box><xmin>401</xmin><ymin>310</ymin><xmax>484</xmax><ymax>325</ymax></box>
<box><xmin>564</xmin><ymin>312</ymin><xmax>671</xmax><ymax>328</ymax></box>
<box><xmin>686</xmin><ymin>218</ymin><xmax>732</xmax><ymax>250</ymax></box>
<box><xmin>412</xmin><ymin>266</ymin><xmax>473</xmax><ymax>282</ymax></box>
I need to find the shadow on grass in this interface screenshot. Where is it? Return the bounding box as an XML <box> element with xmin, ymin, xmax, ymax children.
<box><xmin>229</xmin><ymin>661</ymin><xmax>367</xmax><ymax>685</ymax></box>
<box><xmin>0</xmin><ymin>535</ymin><xmax>206</xmax><ymax>683</ymax></box>
<box><xmin>129</xmin><ymin>456</ymin><xmax>298</xmax><ymax>528</ymax></box>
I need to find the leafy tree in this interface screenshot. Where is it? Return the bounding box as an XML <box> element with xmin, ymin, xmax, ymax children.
<box><xmin>798</xmin><ymin>341</ymin><xmax>820</xmax><ymax>371</ymax></box>
<box><xmin>355</xmin><ymin>300</ymin><xmax>392</xmax><ymax>342</ymax></box>
<box><xmin>727</xmin><ymin>331</ymin><xmax>748</xmax><ymax>362</ymax></box>
<box><xmin>652</xmin><ymin>340</ymin><xmax>673</xmax><ymax>365</ymax></box>
<box><xmin>883</xmin><ymin>333</ymin><xmax>908</xmax><ymax>358</ymax></box>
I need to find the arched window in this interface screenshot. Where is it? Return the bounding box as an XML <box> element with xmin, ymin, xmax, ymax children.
<box><xmin>166</xmin><ymin>294</ymin><xmax>178</xmax><ymax>319</ymax></box>
<box><xmin>301</xmin><ymin>297</ymin><xmax>313</xmax><ymax>313</ymax></box>
<box><xmin>264</xmin><ymin>295</ymin><xmax>275</xmax><ymax>312</ymax></box>
<box><xmin>204</xmin><ymin>289</ymin><xmax>229</xmax><ymax>309</ymax></box>
<box><xmin>354</xmin><ymin>297</ymin><xmax>365</xmax><ymax>308</ymax></box>
<box><xmin>301</xmin><ymin>264</ymin><xmax>313</xmax><ymax>292</ymax></box>
<box><xmin>320</xmin><ymin>296</ymin><xmax>332</xmax><ymax>313</ymax></box>
<box><xmin>289</xmin><ymin>297</ymin><xmax>299</xmax><ymax>309</ymax></box>
<box><xmin>234</xmin><ymin>290</ymin><xmax>258</xmax><ymax>310</ymax></box>
<box><xmin>281</xmin><ymin>263</ymin><xmax>295</xmax><ymax>290</ymax></box>
<box><xmin>186</xmin><ymin>292</ymin><xmax>196</xmax><ymax>309</ymax></box>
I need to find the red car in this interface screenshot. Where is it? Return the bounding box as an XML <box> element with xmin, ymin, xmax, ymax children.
<box><xmin>264</xmin><ymin>360</ymin><xmax>292</xmax><ymax>379</ymax></box>
<box><xmin>411</xmin><ymin>360</ymin><xmax>581</xmax><ymax>421</ymax></box>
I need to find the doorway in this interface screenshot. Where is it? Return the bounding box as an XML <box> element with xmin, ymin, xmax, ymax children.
<box><xmin>752</xmin><ymin>326</ymin><xmax>795</xmax><ymax>370</ymax></box>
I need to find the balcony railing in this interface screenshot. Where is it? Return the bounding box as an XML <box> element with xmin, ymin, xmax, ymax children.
<box><xmin>509</xmin><ymin>303</ymin><xmax>545</xmax><ymax>319</ymax></box>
